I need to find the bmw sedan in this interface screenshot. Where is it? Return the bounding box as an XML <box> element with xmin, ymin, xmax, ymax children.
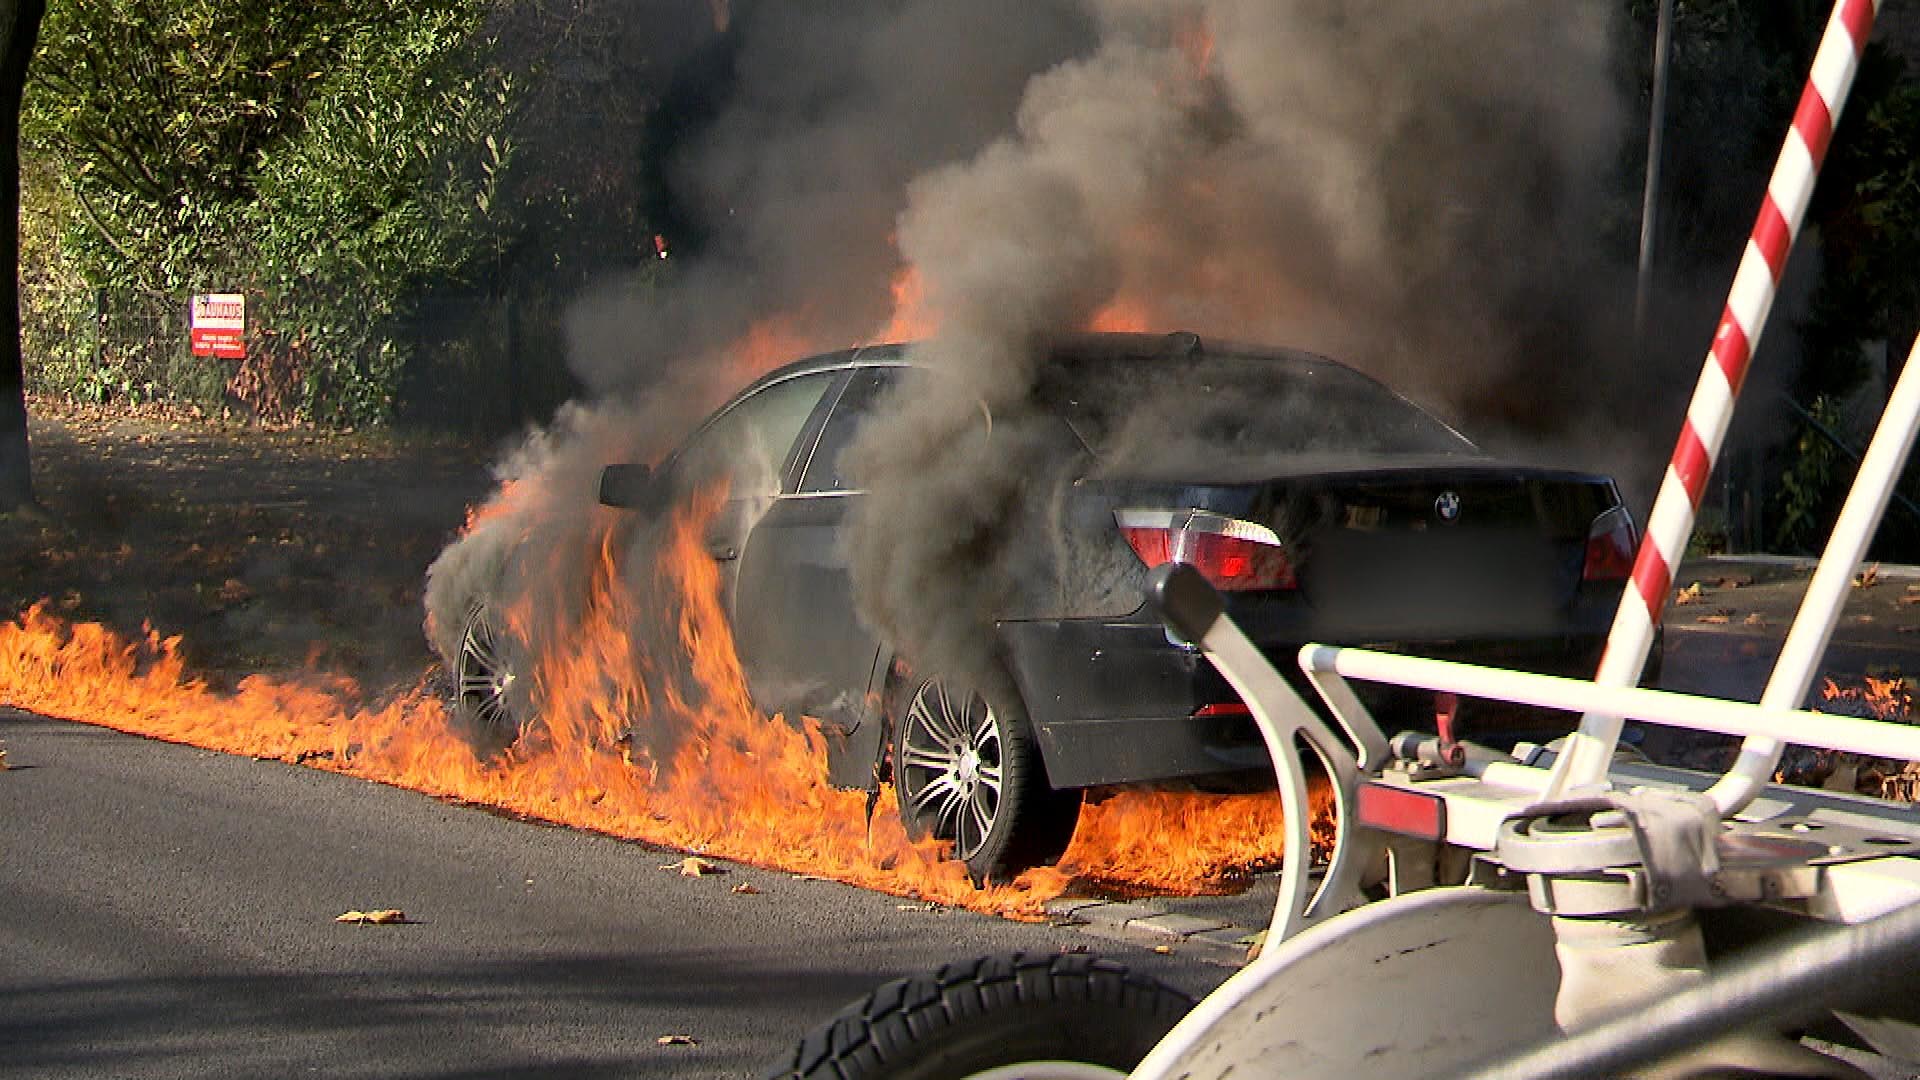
<box><xmin>447</xmin><ymin>332</ymin><xmax>1643</xmax><ymax>881</ymax></box>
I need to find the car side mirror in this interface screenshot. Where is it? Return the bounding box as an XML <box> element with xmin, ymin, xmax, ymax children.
<box><xmin>599</xmin><ymin>463</ymin><xmax>661</xmax><ymax>510</ymax></box>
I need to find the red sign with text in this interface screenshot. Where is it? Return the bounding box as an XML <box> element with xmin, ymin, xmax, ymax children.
<box><xmin>190</xmin><ymin>293</ymin><xmax>246</xmax><ymax>359</ymax></box>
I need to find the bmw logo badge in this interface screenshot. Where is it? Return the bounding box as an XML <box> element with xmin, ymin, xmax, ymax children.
<box><xmin>1435</xmin><ymin>491</ymin><xmax>1462</xmax><ymax>522</ymax></box>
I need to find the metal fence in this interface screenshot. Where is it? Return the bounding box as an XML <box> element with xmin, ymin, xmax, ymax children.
<box><xmin>21</xmin><ymin>284</ymin><xmax>577</xmax><ymax>432</ymax></box>
<box><xmin>23</xmin><ymin>285</ymin><xmax>195</xmax><ymax>407</ymax></box>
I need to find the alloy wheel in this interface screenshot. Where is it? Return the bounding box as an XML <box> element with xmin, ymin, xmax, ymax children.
<box><xmin>897</xmin><ymin>679</ymin><xmax>1006</xmax><ymax>861</ymax></box>
<box><xmin>453</xmin><ymin>603</ymin><xmax>527</xmax><ymax>747</ymax></box>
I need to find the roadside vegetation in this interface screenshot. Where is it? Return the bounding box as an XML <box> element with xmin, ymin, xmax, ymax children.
<box><xmin>18</xmin><ymin>0</ymin><xmax>667</xmax><ymax>430</ymax></box>
<box><xmin>22</xmin><ymin>0</ymin><xmax>520</xmax><ymax>426</ymax></box>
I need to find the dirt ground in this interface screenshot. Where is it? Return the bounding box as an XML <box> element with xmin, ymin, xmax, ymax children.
<box><xmin>0</xmin><ymin>398</ymin><xmax>502</xmax><ymax>694</ymax></box>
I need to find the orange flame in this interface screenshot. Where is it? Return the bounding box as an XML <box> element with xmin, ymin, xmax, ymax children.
<box><xmin>1173</xmin><ymin>13</ymin><xmax>1216</xmax><ymax>79</ymax></box>
<box><xmin>1085</xmin><ymin>296</ymin><xmax>1155</xmax><ymax>334</ymax></box>
<box><xmin>4</xmin><ymin>281</ymin><xmax>1322</xmax><ymax>915</ymax></box>
<box><xmin>1</xmin><ymin>482</ymin><xmax>1317</xmax><ymax>917</ymax></box>
<box><xmin>873</xmin><ymin>266</ymin><xmax>938</xmax><ymax>344</ymax></box>
<box><xmin>1068</xmin><ymin>786</ymin><xmax>1331</xmax><ymax>893</ymax></box>
<box><xmin>720</xmin><ymin>316</ymin><xmax>817</xmax><ymax>386</ymax></box>
<box><xmin>462</xmin><ymin>476</ymin><xmax>525</xmax><ymax>534</ymax></box>
<box><xmin>1817</xmin><ymin>674</ymin><xmax>1915</xmax><ymax>721</ymax></box>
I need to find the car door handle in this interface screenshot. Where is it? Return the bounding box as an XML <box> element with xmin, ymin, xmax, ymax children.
<box><xmin>707</xmin><ymin>544</ymin><xmax>739</xmax><ymax>562</ymax></box>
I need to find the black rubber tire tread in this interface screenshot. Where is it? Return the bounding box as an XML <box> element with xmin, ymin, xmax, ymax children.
<box><xmin>892</xmin><ymin>673</ymin><xmax>1082</xmax><ymax>885</ymax></box>
<box><xmin>764</xmin><ymin>952</ymin><xmax>1195</xmax><ymax>1080</ymax></box>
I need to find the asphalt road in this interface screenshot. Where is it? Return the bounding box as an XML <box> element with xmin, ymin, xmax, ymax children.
<box><xmin>0</xmin><ymin>708</ymin><xmax>1229</xmax><ymax>1079</ymax></box>
<box><xmin>9</xmin><ymin>555</ymin><xmax>1919</xmax><ymax>1078</ymax></box>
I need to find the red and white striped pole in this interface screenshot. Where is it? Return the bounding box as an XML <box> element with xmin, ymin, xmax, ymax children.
<box><xmin>1547</xmin><ymin>0</ymin><xmax>1881</xmax><ymax>797</ymax></box>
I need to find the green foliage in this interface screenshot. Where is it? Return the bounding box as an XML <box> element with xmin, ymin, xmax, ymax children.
<box><xmin>22</xmin><ymin>0</ymin><xmax>517</xmax><ymax>425</ymax></box>
<box><xmin>1631</xmin><ymin>3</ymin><xmax>1920</xmax><ymax>556</ymax></box>
<box><xmin>1803</xmin><ymin>53</ymin><xmax>1920</xmax><ymax>398</ymax></box>
<box><xmin>1773</xmin><ymin>395</ymin><xmax>1844</xmax><ymax>553</ymax></box>
<box><xmin>242</xmin><ymin>9</ymin><xmax>517</xmax><ymax>425</ymax></box>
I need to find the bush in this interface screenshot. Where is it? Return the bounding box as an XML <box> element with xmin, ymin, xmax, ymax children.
<box><xmin>21</xmin><ymin>0</ymin><xmax>517</xmax><ymax>426</ymax></box>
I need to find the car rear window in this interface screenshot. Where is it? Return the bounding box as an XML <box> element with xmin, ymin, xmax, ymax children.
<box><xmin>1038</xmin><ymin>349</ymin><xmax>1475</xmax><ymax>464</ymax></box>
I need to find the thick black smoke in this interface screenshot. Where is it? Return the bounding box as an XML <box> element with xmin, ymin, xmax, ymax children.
<box><xmin>428</xmin><ymin>0</ymin><xmax>1095</xmax><ymax>736</ymax></box>
<box><xmin>843</xmin><ymin>0</ymin><xmax>1641</xmax><ymax>689</ymax></box>
<box><xmin>434</xmin><ymin>0</ymin><xmax>1678</xmax><ymax>732</ymax></box>
<box><xmin>562</xmin><ymin>0</ymin><xmax>1095</xmax><ymax>402</ymax></box>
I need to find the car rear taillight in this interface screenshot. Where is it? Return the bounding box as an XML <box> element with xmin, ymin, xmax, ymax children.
<box><xmin>1582</xmin><ymin>506</ymin><xmax>1636</xmax><ymax>582</ymax></box>
<box><xmin>1116</xmin><ymin>509</ymin><xmax>1297</xmax><ymax>591</ymax></box>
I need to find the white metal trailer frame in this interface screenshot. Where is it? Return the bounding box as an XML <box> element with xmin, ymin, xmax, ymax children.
<box><xmin>1125</xmin><ymin>330</ymin><xmax>1920</xmax><ymax>1078</ymax></box>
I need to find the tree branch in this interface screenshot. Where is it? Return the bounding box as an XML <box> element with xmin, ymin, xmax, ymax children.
<box><xmin>70</xmin><ymin>184</ymin><xmax>138</xmax><ymax>265</ymax></box>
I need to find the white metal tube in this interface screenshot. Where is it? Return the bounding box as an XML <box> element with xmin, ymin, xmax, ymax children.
<box><xmin>1297</xmin><ymin>645</ymin><xmax>1920</xmax><ymax>764</ymax></box>
<box><xmin>1708</xmin><ymin>332</ymin><xmax>1920</xmax><ymax>814</ymax></box>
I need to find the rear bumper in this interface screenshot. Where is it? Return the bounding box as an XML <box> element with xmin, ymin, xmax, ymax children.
<box><xmin>1000</xmin><ymin>610</ymin><xmax>1636</xmax><ymax>790</ymax></box>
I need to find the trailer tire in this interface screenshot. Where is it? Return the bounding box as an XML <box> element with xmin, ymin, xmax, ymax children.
<box><xmin>764</xmin><ymin>952</ymin><xmax>1193</xmax><ymax>1080</ymax></box>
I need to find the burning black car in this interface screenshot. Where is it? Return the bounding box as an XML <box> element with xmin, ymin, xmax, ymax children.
<box><xmin>448</xmin><ymin>333</ymin><xmax>1642</xmax><ymax>881</ymax></box>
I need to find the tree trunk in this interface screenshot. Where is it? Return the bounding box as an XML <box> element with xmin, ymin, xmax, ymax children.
<box><xmin>0</xmin><ymin>0</ymin><xmax>45</xmax><ymax>515</ymax></box>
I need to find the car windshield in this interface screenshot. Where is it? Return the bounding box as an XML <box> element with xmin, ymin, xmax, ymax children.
<box><xmin>1038</xmin><ymin>347</ymin><xmax>1475</xmax><ymax>467</ymax></box>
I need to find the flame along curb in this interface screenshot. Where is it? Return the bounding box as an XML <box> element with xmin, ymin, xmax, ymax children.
<box><xmin>1043</xmin><ymin>896</ymin><xmax>1261</xmax><ymax>967</ymax></box>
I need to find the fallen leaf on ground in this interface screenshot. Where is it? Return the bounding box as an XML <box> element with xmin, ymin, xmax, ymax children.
<box><xmin>1152</xmin><ymin>944</ymin><xmax>1173</xmax><ymax>955</ymax></box>
<box><xmin>1714</xmin><ymin>574</ymin><xmax>1753</xmax><ymax>589</ymax></box>
<box><xmin>0</xmin><ymin>748</ymin><xmax>9</xmax><ymax>770</ymax></box>
<box><xmin>656</xmin><ymin>1035</ymin><xmax>698</xmax><ymax>1047</ymax></box>
<box><xmin>1675</xmin><ymin>582</ymin><xmax>1706</xmax><ymax>605</ymax></box>
<box><xmin>335</xmin><ymin>909</ymin><xmax>407</xmax><ymax>924</ymax></box>
<box><xmin>662</xmin><ymin>856</ymin><xmax>722</xmax><ymax>877</ymax></box>
<box><xmin>1744</xmin><ymin>613</ymin><xmax>1767</xmax><ymax>626</ymax></box>
<box><xmin>1903</xmin><ymin>593</ymin><xmax>1920</xmax><ymax>605</ymax></box>
<box><xmin>896</xmin><ymin>901</ymin><xmax>944</xmax><ymax>913</ymax></box>
<box><xmin>218</xmin><ymin>577</ymin><xmax>252</xmax><ymax>603</ymax></box>
<box><xmin>1855</xmin><ymin>564</ymin><xmax>1882</xmax><ymax>589</ymax></box>
<box><xmin>730</xmin><ymin>883</ymin><xmax>761</xmax><ymax>895</ymax></box>
<box><xmin>1698</xmin><ymin>612</ymin><xmax>1732</xmax><ymax>624</ymax></box>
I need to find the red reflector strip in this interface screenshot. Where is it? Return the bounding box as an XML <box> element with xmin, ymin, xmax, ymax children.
<box><xmin>1191</xmin><ymin>702</ymin><xmax>1252</xmax><ymax>718</ymax></box>
<box><xmin>1355</xmin><ymin>782</ymin><xmax>1447</xmax><ymax>841</ymax></box>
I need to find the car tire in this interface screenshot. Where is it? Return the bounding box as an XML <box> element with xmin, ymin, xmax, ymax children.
<box><xmin>451</xmin><ymin>600</ymin><xmax>535</xmax><ymax>755</ymax></box>
<box><xmin>892</xmin><ymin>672</ymin><xmax>1081</xmax><ymax>884</ymax></box>
<box><xmin>762</xmin><ymin>952</ymin><xmax>1193</xmax><ymax>1080</ymax></box>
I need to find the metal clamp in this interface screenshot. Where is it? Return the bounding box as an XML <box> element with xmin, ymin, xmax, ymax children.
<box><xmin>1496</xmin><ymin>790</ymin><xmax>1727</xmax><ymax>916</ymax></box>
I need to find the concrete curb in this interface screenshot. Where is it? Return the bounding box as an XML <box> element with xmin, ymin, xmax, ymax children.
<box><xmin>1045</xmin><ymin>896</ymin><xmax>1261</xmax><ymax>968</ymax></box>
<box><xmin>1692</xmin><ymin>554</ymin><xmax>1920</xmax><ymax>580</ymax></box>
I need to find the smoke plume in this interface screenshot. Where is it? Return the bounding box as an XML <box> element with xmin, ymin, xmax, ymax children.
<box><xmin>561</xmin><ymin>0</ymin><xmax>1095</xmax><ymax>404</ymax></box>
<box><xmin>434</xmin><ymin>0</ymin><xmax>1655</xmax><ymax>753</ymax></box>
<box><xmin>844</xmin><ymin>0</ymin><xmax>1636</xmax><ymax>688</ymax></box>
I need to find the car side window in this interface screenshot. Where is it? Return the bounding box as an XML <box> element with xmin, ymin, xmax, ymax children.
<box><xmin>798</xmin><ymin>366</ymin><xmax>899</xmax><ymax>494</ymax></box>
<box><xmin>677</xmin><ymin>371</ymin><xmax>839</xmax><ymax>498</ymax></box>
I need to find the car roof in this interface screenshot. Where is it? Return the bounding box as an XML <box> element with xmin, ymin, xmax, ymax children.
<box><xmin>730</xmin><ymin>332</ymin><xmax>1345</xmax><ymax>398</ymax></box>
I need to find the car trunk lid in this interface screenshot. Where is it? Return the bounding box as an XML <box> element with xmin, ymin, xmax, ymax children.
<box><xmin>1105</xmin><ymin>461</ymin><xmax>1628</xmax><ymax>638</ymax></box>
